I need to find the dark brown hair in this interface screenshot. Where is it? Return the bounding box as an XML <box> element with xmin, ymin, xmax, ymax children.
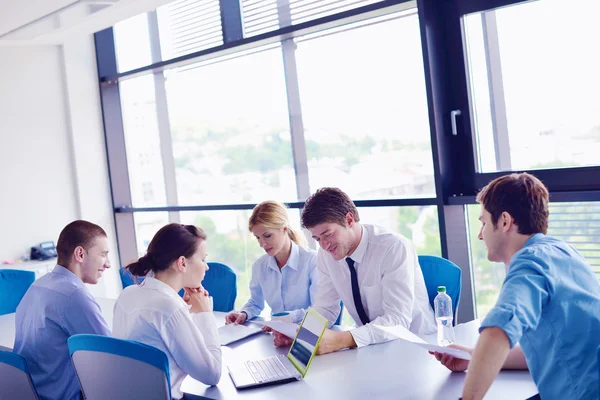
<box><xmin>57</xmin><ymin>220</ymin><xmax>107</xmax><ymax>266</ymax></box>
<box><xmin>476</xmin><ymin>172</ymin><xmax>549</xmax><ymax>235</ymax></box>
<box><xmin>126</xmin><ymin>223</ymin><xmax>207</xmax><ymax>277</ymax></box>
<box><xmin>301</xmin><ymin>187</ymin><xmax>359</xmax><ymax>229</ymax></box>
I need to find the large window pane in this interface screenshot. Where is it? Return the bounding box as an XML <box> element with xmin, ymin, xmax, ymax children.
<box><xmin>295</xmin><ymin>11</ymin><xmax>436</xmax><ymax>199</ymax></box>
<box><xmin>133</xmin><ymin>212</ymin><xmax>170</xmax><ymax>259</ymax></box>
<box><xmin>357</xmin><ymin>206</ymin><xmax>441</xmax><ymax>256</ymax></box>
<box><xmin>464</xmin><ymin>0</ymin><xmax>600</xmax><ymax>172</ymax></box>
<box><xmin>166</xmin><ymin>45</ymin><xmax>297</xmax><ymax>205</ymax></box>
<box><xmin>114</xmin><ymin>13</ymin><xmax>152</xmax><ymax>73</ymax></box>
<box><xmin>120</xmin><ymin>75</ymin><xmax>168</xmax><ymax>208</ymax></box>
<box><xmin>469</xmin><ymin>201</ymin><xmax>600</xmax><ymax>318</ymax></box>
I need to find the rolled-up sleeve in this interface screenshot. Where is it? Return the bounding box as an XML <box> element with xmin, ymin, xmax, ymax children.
<box><xmin>480</xmin><ymin>257</ymin><xmax>550</xmax><ymax>348</ymax></box>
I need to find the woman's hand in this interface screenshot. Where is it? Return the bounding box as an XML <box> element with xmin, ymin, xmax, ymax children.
<box><xmin>225</xmin><ymin>311</ymin><xmax>248</xmax><ymax>325</ymax></box>
<box><xmin>184</xmin><ymin>287</ymin><xmax>212</xmax><ymax>314</ymax></box>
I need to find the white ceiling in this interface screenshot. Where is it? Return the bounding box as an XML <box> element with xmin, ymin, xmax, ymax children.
<box><xmin>0</xmin><ymin>0</ymin><xmax>174</xmax><ymax>46</ymax></box>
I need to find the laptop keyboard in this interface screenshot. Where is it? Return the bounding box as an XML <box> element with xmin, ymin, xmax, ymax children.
<box><xmin>247</xmin><ymin>355</ymin><xmax>292</xmax><ymax>383</ymax></box>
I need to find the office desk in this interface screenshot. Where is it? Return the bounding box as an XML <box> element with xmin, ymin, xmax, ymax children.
<box><xmin>183</xmin><ymin>317</ymin><xmax>538</xmax><ymax>400</ymax></box>
<box><xmin>1</xmin><ymin>301</ymin><xmax>537</xmax><ymax>399</ymax></box>
<box><xmin>0</xmin><ymin>297</ymin><xmax>115</xmax><ymax>349</ymax></box>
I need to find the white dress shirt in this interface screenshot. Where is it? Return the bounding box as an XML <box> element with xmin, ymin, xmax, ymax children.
<box><xmin>241</xmin><ymin>241</ymin><xmax>318</xmax><ymax>323</ymax></box>
<box><xmin>312</xmin><ymin>224</ymin><xmax>436</xmax><ymax>347</ymax></box>
<box><xmin>112</xmin><ymin>277</ymin><xmax>221</xmax><ymax>399</ymax></box>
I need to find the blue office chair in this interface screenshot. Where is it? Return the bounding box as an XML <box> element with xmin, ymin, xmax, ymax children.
<box><xmin>68</xmin><ymin>334</ymin><xmax>171</xmax><ymax>400</ymax></box>
<box><xmin>0</xmin><ymin>270</ymin><xmax>35</xmax><ymax>316</ymax></box>
<box><xmin>203</xmin><ymin>262</ymin><xmax>237</xmax><ymax>312</ymax></box>
<box><xmin>418</xmin><ymin>255</ymin><xmax>462</xmax><ymax>323</ymax></box>
<box><xmin>334</xmin><ymin>301</ymin><xmax>343</xmax><ymax>325</ymax></box>
<box><xmin>0</xmin><ymin>350</ymin><xmax>40</xmax><ymax>399</ymax></box>
<box><xmin>120</xmin><ymin>267</ymin><xmax>185</xmax><ymax>297</ymax></box>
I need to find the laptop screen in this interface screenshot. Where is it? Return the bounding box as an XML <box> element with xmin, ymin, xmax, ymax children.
<box><xmin>287</xmin><ymin>308</ymin><xmax>328</xmax><ymax>377</ymax></box>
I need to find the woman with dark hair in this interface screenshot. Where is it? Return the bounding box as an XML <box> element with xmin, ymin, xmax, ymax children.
<box><xmin>112</xmin><ymin>223</ymin><xmax>221</xmax><ymax>399</ymax></box>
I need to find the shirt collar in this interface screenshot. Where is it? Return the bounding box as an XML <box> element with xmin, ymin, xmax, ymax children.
<box><xmin>348</xmin><ymin>225</ymin><xmax>368</xmax><ymax>264</ymax></box>
<box><xmin>52</xmin><ymin>264</ymin><xmax>85</xmax><ymax>288</ymax></box>
<box><xmin>141</xmin><ymin>276</ymin><xmax>188</xmax><ymax>307</ymax></box>
<box><xmin>268</xmin><ymin>240</ymin><xmax>300</xmax><ymax>271</ymax></box>
<box><xmin>524</xmin><ymin>233</ymin><xmax>545</xmax><ymax>247</ymax></box>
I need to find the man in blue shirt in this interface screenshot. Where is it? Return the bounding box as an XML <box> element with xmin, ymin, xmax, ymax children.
<box><xmin>433</xmin><ymin>172</ymin><xmax>600</xmax><ymax>400</ymax></box>
<box><xmin>14</xmin><ymin>220</ymin><xmax>112</xmax><ymax>400</ymax></box>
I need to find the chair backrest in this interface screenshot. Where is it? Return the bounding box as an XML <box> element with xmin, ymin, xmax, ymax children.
<box><xmin>418</xmin><ymin>255</ymin><xmax>462</xmax><ymax>321</ymax></box>
<box><xmin>0</xmin><ymin>269</ymin><xmax>36</xmax><ymax>315</ymax></box>
<box><xmin>119</xmin><ymin>267</ymin><xmax>144</xmax><ymax>289</ymax></box>
<box><xmin>203</xmin><ymin>262</ymin><xmax>237</xmax><ymax>312</ymax></box>
<box><xmin>334</xmin><ymin>301</ymin><xmax>343</xmax><ymax>325</ymax></box>
<box><xmin>0</xmin><ymin>350</ymin><xmax>40</xmax><ymax>400</ymax></box>
<box><xmin>68</xmin><ymin>334</ymin><xmax>171</xmax><ymax>400</ymax></box>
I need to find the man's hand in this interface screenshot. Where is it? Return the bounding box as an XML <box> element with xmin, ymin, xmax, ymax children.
<box><xmin>316</xmin><ymin>329</ymin><xmax>356</xmax><ymax>355</ymax></box>
<box><xmin>272</xmin><ymin>330</ymin><xmax>294</xmax><ymax>347</ymax></box>
<box><xmin>430</xmin><ymin>344</ymin><xmax>473</xmax><ymax>372</ymax></box>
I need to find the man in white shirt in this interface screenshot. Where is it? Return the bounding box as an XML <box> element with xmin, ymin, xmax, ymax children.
<box><xmin>275</xmin><ymin>187</ymin><xmax>435</xmax><ymax>354</ymax></box>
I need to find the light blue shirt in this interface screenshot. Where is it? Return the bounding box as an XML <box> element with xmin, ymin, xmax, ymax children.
<box><xmin>481</xmin><ymin>234</ymin><xmax>600</xmax><ymax>399</ymax></box>
<box><xmin>14</xmin><ymin>265</ymin><xmax>110</xmax><ymax>400</ymax></box>
<box><xmin>241</xmin><ymin>241</ymin><xmax>318</xmax><ymax>323</ymax></box>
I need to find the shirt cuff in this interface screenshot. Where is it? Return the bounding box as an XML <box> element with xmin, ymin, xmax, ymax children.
<box><xmin>240</xmin><ymin>308</ymin><xmax>256</xmax><ymax>320</ymax></box>
<box><xmin>349</xmin><ymin>325</ymin><xmax>371</xmax><ymax>348</ymax></box>
<box><xmin>480</xmin><ymin>307</ymin><xmax>523</xmax><ymax>349</ymax></box>
<box><xmin>192</xmin><ymin>312</ymin><xmax>220</xmax><ymax>347</ymax></box>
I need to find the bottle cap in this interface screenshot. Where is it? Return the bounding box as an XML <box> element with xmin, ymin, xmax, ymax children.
<box><xmin>437</xmin><ymin>286</ymin><xmax>446</xmax><ymax>293</ymax></box>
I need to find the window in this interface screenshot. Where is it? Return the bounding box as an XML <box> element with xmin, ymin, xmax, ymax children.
<box><xmin>114</xmin><ymin>13</ymin><xmax>152</xmax><ymax>72</ymax></box>
<box><xmin>295</xmin><ymin>11</ymin><xmax>436</xmax><ymax>199</ymax></box>
<box><xmin>165</xmin><ymin>45</ymin><xmax>297</xmax><ymax>206</ymax></box>
<box><xmin>469</xmin><ymin>201</ymin><xmax>600</xmax><ymax>317</ymax></box>
<box><xmin>241</xmin><ymin>0</ymin><xmax>385</xmax><ymax>37</ymax></box>
<box><xmin>133</xmin><ymin>212</ymin><xmax>170</xmax><ymax>257</ymax></box>
<box><xmin>464</xmin><ymin>0</ymin><xmax>600</xmax><ymax>172</ymax></box>
<box><xmin>357</xmin><ymin>206</ymin><xmax>441</xmax><ymax>256</ymax></box>
<box><xmin>157</xmin><ymin>0</ymin><xmax>223</xmax><ymax>61</ymax></box>
<box><xmin>120</xmin><ymin>74</ymin><xmax>168</xmax><ymax>208</ymax></box>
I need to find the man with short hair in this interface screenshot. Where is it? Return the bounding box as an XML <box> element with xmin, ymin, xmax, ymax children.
<box><xmin>14</xmin><ymin>220</ymin><xmax>112</xmax><ymax>400</ymax></box>
<box><xmin>275</xmin><ymin>187</ymin><xmax>436</xmax><ymax>354</ymax></box>
<box><xmin>433</xmin><ymin>173</ymin><xmax>600</xmax><ymax>400</ymax></box>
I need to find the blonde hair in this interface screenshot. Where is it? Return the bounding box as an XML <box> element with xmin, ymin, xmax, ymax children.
<box><xmin>249</xmin><ymin>200</ymin><xmax>305</xmax><ymax>246</ymax></box>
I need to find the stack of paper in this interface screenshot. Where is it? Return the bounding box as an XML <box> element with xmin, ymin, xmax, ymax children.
<box><xmin>372</xmin><ymin>324</ymin><xmax>472</xmax><ymax>360</ymax></box>
<box><xmin>218</xmin><ymin>324</ymin><xmax>263</xmax><ymax>346</ymax></box>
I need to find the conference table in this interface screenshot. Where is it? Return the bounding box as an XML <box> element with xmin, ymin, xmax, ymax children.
<box><xmin>0</xmin><ymin>298</ymin><xmax>538</xmax><ymax>399</ymax></box>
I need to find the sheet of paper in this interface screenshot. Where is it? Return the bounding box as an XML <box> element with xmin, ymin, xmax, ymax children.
<box><xmin>249</xmin><ymin>320</ymin><xmax>299</xmax><ymax>339</ymax></box>
<box><xmin>372</xmin><ymin>324</ymin><xmax>471</xmax><ymax>360</ymax></box>
<box><xmin>218</xmin><ymin>323</ymin><xmax>263</xmax><ymax>346</ymax></box>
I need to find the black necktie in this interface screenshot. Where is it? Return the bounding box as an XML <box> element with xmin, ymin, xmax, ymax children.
<box><xmin>346</xmin><ymin>257</ymin><xmax>370</xmax><ymax>325</ymax></box>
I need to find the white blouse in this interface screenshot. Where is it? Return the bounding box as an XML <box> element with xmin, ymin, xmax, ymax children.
<box><xmin>112</xmin><ymin>277</ymin><xmax>221</xmax><ymax>399</ymax></box>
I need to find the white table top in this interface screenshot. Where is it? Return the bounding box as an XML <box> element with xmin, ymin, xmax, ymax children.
<box><xmin>184</xmin><ymin>315</ymin><xmax>538</xmax><ymax>400</ymax></box>
<box><xmin>0</xmin><ymin>299</ymin><xmax>538</xmax><ymax>399</ymax></box>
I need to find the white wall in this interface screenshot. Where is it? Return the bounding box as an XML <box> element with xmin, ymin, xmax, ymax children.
<box><xmin>0</xmin><ymin>45</ymin><xmax>79</xmax><ymax>261</ymax></box>
<box><xmin>0</xmin><ymin>38</ymin><xmax>121</xmax><ymax>297</ymax></box>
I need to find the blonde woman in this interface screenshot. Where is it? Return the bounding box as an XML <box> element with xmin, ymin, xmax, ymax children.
<box><xmin>225</xmin><ymin>200</ymin><xmax>318</xmax><ymax>325</ymax></box>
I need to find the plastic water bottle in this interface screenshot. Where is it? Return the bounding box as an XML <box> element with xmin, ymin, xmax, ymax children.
<box><xmin>434</xmin><ymin>286</ymin><xmax>455</xmax><ymax>346</ymax></box>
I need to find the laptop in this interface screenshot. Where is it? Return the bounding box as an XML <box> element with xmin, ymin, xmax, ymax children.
<box><xmin>227</xmin><ymin>307</ymin><xmax>328</xmax><ymax>389</ymax></box>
